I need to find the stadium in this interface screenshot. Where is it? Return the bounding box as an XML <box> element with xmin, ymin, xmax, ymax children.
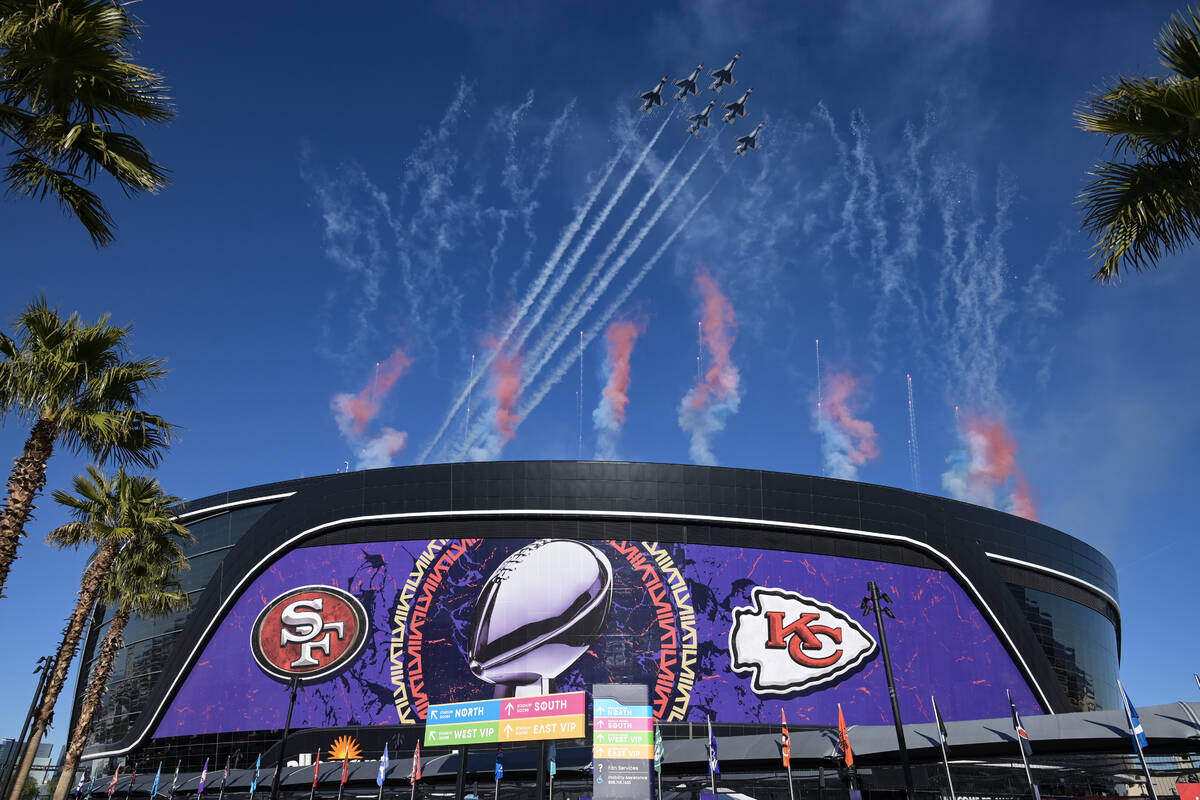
<box><xmin>65</xmin><ymin>461</ymin><xmax>1197</xmax><ymax>798</ymax></box>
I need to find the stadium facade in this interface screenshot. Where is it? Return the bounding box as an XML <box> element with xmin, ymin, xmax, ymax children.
<box><xmin>71</xmin><ymin>461</ymin><xmax>1125</xmax><ymax>785</ymax></box>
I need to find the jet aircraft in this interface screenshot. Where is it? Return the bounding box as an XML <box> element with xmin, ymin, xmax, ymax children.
<box><xmin>721</xmin><ymin>88</ymin><xmax>754</xmax><ymax>123</ymax></box>
<box><xmin>708</xmin><ymin>53</ymin><xmax>741</xmax><ymax>93</ymax></box>
<box><xmin>638</xmin><ymin>76</ymin><xmax>668</xmax><ymax>113</ymax></box>
<box><xmin>733</xmin><ymin>122</ymin><xmax>765</xmax><ymax>155</ymax></box>
<box><xmin>673</xmin><ymin>64</ymin><xmax>704</xmax><ymax>101</ymax></box>
<box><xmin>686</xmin><ymin>99</ymin><xmax>717</xmax><ymax>135</ymax></box>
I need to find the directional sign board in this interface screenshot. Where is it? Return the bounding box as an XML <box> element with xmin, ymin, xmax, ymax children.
<box><xmin>593</xmin><ymin>684</ymin><xmax>653</xmax><ymax>800</ymax></box>
<box><xmin>424</xmin><ymin>691</ymin><xmax>585</xmax><ymax>746</ymax></box>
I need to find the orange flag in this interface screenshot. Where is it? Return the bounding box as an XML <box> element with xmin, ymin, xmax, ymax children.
<box><xmin>837</xmin><ymin>703</ymin><xmax>855</xmax><ymax>768</ymax></box>
<box><xmin>781</xmin><ymin>710</ymin><xmax>791</xmax><ymax>767</ymax></box>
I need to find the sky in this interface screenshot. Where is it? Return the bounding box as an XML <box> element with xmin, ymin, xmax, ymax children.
<box><xmin>2</xmin><ymin>0</ymin><xmax>1199</xmax><ymax>749</ymax></box>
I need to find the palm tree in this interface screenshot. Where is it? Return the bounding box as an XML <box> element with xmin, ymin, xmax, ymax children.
<box><xmin>0</xmin><ymin>297</ymin><xmax>175</xmax><ymax>599</ymax></box>
<box><xmin>0</xmin><ymin>0</ymin><xmax>174</xmax><ymax>245</ymax></box>
<box><xmin>1078</xmin><ymin>6</ymin><xmax>1200</xmax><ymax>282</ymax></box>
<box><xmin>50</xmin><ymin>534</ymin><xmax>190</xmax><ymax>800</ymax></box>
<box><xmin>7</xmin><ymin>467</ymin><xmax>190</xmax><ymax>800</ymax></box>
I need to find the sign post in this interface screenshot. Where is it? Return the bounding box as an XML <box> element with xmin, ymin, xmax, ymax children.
<box><xmin>592</xmin><ymin>685</ymin><xmax>653</xmax><ymax>800</ymax></box>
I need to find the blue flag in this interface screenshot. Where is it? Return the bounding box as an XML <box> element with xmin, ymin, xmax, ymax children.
<box><xmin>494</xmin><ymin>746</ymin><xmax>503</xmax><ymax>782</ymax></box>
<box><xmin>198</xmin><ymin>759</ymin><xmax>209</xmax><ymax>795</ymax></box>
<box><xmin>249</xmin><ymin>755</ymin><xmax>261</xmax><ymax>795</ymax></box>
<box><xmin>74</xmin><ymin>771</ymin><xmax>86</xmax><ymax>798</ymax></box>
<box><xmin>1119</xmin><ymin>680</ymin><xmax>1149</xmax><ymax>750</ymax></box>
<box><xmin>151</xmin><ymin>764</ymin><xmax>162</xmax><ymax>798</ymax></box>
<box><xmin>707</xmin><ymin>716</ymin><xmax>720</xmax><ymax>776</ymax></box>
<box><xmin>376</xmin><ymin>744</ymin><xmax>389</xmax><ymax>788</ymax></box>
<box><xmin>547</xmin><ymin>742</ymin><xmax>556</xmax><ymax>778</ymax></box>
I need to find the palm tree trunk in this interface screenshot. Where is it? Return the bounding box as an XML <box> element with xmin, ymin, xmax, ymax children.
<box><xmin>6</xmin><ymin>539</ymin><xmax>119</xmax><ymax>800</ymax></box>
<box><xmin>0</xmin><ymin>416</ymin><xmax>56</xmax><ymax>598</ymax></box>
<box><xmin>50</xmin><ymin>606</ymin><xmax>131</xmax><ymax>800</ymax></box>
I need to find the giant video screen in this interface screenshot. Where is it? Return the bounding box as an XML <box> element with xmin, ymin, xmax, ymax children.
<box><xmin>153</xmin><ymin>535</ymin><xmax>1041</xmax><ymax>738</ymax></box>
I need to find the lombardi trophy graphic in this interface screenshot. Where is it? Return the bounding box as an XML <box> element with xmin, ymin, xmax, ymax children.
<box><xmin>468</xmin><ymin>539</ymin><xmax>614</xmax><ymax>696</ymax></box>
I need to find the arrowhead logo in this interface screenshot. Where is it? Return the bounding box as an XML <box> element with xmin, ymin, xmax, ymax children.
<box><xmin>729</xmin><ymin>586</ymin><xmax>877</xmax><ymax>695</ymax></box>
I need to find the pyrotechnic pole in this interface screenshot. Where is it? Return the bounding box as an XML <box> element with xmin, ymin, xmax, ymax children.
<box><xmin>465</xmin><ymin>354</ymin><xmax>476</xmax><ymax>438</ymax></box>
<box><xmin>861</xmin><ymin>583</ymin><xmax>914</xmax><ymax>800</ymax></box>
<box><xmin>815</xmin><ymin>339</ymin><xmax>823</xmax><ymax>405</ymax></box>
<box><xmin>577</xmin><ymin>331</ymin><xmax>583</xmax><ymax>459</ymax></box>
<box><xmin>697</xmin><ymin>321</ymin><xmax>703</xmax><ymax>384</ymax></box>
<box><xmin>906</xmin><ymin>373</ymin><xmax>921</xmax><ymax>491</ymax></box>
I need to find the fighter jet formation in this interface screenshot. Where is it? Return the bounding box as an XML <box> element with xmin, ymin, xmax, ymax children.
<box><xmin>635</xmin><ymin>52</ymin><xmax>766</xmax><ymax>155</ymax></box>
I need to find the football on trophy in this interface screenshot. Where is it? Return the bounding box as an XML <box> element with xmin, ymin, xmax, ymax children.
<box><xmin>468</xmin><ymin>539</ymin><xmax>614</xmax><ymax>693</ymax></box>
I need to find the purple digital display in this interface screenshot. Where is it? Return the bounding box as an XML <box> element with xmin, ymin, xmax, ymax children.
<box><xmin>153</xmin><ymin>537</ymin><xmax>1042</xmax><ymax>738</ymax></box>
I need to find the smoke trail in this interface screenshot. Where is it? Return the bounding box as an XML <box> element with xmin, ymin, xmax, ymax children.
<box><xmin>678</xmin><ymin>268</ymin><xmax>741</xmax><ymax>465</ymax></box>
<box><xmin>906</xmin><ymin>373</ymin><xmax>921</xmax><ymax>490</ymax></box>
<box><xmin>331</xmin><ymin>348</ymin><xmax>414</xmax><ymax>435</ymax></box>
<box><xmin>523</xmin><ymin>136</ymin><xmax>717</xmax><ymax>392</ymax></box>
<box><xmin>418</xmin><ymin>115</ymin><xmax>670</xmax><ymax>463</ymax></box>
<box><xmin>813</xmin><ymin>371</ymin><xmax>879</xmax><ymax>480</ymax></box>
<box><xmin>454</xmin><ymin>181</ymin><xmax>720</xmax><ymax>462</ymax></box>
<box><xmin>330</xmin><ymin>348</ymin><xmax>414</xmax><ymax>469</ymax></box>
<box><xmin>593</xmin><ymin>318</ymin><xmax>646</xmax><ymax>460</ymax></box>
<box><xmin>941</xmin><ymin>414</ymin><xmax>1037</xmax><ymax>520</ymax></box>
<box><xmin>468</xmin><ymin>341</ymin><xmax>523</xmax><ymax>460</ymax></box>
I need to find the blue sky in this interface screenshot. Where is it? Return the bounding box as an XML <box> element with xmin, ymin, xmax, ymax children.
<box><xmin>3</xmin><ymin>0</ymin><xmax>1199</xmax><ymax>746</ymax></box>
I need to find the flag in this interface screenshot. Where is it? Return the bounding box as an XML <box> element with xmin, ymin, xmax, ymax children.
<box><xmin>837</xmin><ymin>703</ymin><xmax>855</xmax><ymax>768</ymax></box>
<box><xmin>312</xmin><ymin>753</ymin><xmax>321</xmax><ymax>790</ymax></box>
<box><xmin>376</xmin><ymin>744</ymin><xmax>388</xmax><ymax>788</ymax></box>
<box><xmin>1119</xmin><ymin>680</ymin><xmax>1150</xmax><ymax>750</ymax></box>
<box><xmin>171</xmin><ymin>762</ymin><xmax>181</xmax><ymax>796</ymax></box>
<box><xmin>781</xmin><ymin>710</ymin><xmax>791</xmax><ymax>767</ymax></box>
<box><xmin>706</xmin><ymin>716</ymin><xmax>720</xmax><ymax>776</ymax></box>
<box><xmin>932</xmin><ymin>696</ymin><xmax>950</xmax><ymax>749</ymax></box>
<box><xmin>220</xmin><ymin>759</ymin><xmax>229</xmax><ymax>793</ymax></box>
<box><xmin>88</xmin><ymin>769</ymin><xmax>96</xmax><ymax>799</ymax></box>
<box><xmin>151</xmin><ymin>764</ymin><xmax>162</xmax><ymax>798</ymax></box>
<box><xmin>198</xmin><ymin>760</ymin><xmax>209</xmax><ymax>796</ymax></box>
<box><xmin>339</xmin><ymin>755</ymin><xmax>349</xmax><ymax>787</ymax></box>
<box><xmin>1008</xmin><ymin>690</ymin><xmax>1032</xmax><ymax>756</ymax></box>
<box><xmin>410</xmin><ymin>742</ymin><xmax>421</xmax><ymax>785</ymax></box>
<box><xmin>249</xmin><ymin>755</ymin><xmax>261</xmax><ymax>795</ymax></box>
<box><xmin>494</xmin><ymin>745</ymin><xmax>503</xmax><ymax>782</ymax></box>
<box><xmin>128</xmin><ymin>771</ymin><xmax>138</xmax><ymax>797</ymax></box>
<box><xmin>74</xmin><ymin>771</ymin><xmax>86</xmax><ymax>798</ymax></box>
<box><xmin>653</xmin><ymin>724</ymin><xmax>663</xmax><ymax>775</ymax></box>
<box><xmin>548</xmin><ymin>742</ymin><xmax>557</xmax><ymax>779</ymax></box>
<box><xmin>107</xmin><ymin>767</ymin><xmax>120</xmax><ymax>799</ymax></box>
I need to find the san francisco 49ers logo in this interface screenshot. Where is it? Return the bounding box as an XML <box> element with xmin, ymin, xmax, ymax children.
<box><xmin>251</xmin><ymin>585</ymin><xmax>369</xmax><ymax>681</ymax></box>
<box><xmin>729</xmin><ymin>586</ymin><xmax>876</xmax><ymax>695</ymax></box>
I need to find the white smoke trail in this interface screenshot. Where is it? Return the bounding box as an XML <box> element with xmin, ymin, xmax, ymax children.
<box><xmin>420</xmin><ymin>112</ymin><xmax>672</xmax><ymax>463</ymax></box>
<box><xmin>455</xmin><ymin>178</ymin><xmax>720</xmax><ymax>461</ymax></box>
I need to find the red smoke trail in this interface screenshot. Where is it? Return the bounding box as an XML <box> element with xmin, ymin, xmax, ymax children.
<box><xmin>689</xmin><ymin>269</ymin><xmax>739</xmax><ymax>410</ymax></box>
<box><xmin>601</xmin><ymin>319</ymin><xmax>644</xmax><ymax>426</ymax></box>
<box><xmin>489</xmin><ymin>342</ymin><xmax>523</xmax><ymax>442</ymax></box>
<box><xmin>946</xmin><ymin>414</ymin><xmax>1038</xmax><ymax>521</ymax></box>
<box><xmin>822</xmin><ymin>372</ymin><xmax>880</xmax><ymax>467</ymax></box>
<box><xmin>332</xmin><ymin>347</ymin><xmax>413</xmax><ymax>434</ymax></box>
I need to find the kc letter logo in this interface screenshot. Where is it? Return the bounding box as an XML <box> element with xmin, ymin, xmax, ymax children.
<box><xmin>729</xmin><ymin>586</ymin><xmax>877</xmax><ymax>695</ymax></box>
<box><xmin>251</xmin><ymin>585</ymin><xmax>369</xmax><ymax>681</ymax></box>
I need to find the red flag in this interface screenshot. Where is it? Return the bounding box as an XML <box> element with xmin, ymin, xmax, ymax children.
<box><xmin>410</xmin><ymin>742</ymin><xmax>421</xmax><ymax>785</ymax></box>
<box><xmin>781</xmin><ymin>710</ymin><xmax>791</xmax><ymax>767</ymax></box>
<box><xmin>107</xmin><ymin>767</ymin><xmax>121</xmax><ymax>798</ymax></box>
<box><xmin>312</xmin><ymin>753</ymin><xmax>320</xmax><ymax>789</ymax></box>
<box><xmin>837</xmin><ymin>703</ymin><xmax>855</xmax><ymax>768</ymax></box>
<box><xmin>339</xmin><ymin>756</ymin><xmax>349</xmax><ymax>786</ymax></box>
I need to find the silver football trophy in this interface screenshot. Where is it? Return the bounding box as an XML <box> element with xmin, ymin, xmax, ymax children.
<box><xmin>468</xmin><ymin>539</ymin><xmax>614</xmax><ymax>696</ymax></box>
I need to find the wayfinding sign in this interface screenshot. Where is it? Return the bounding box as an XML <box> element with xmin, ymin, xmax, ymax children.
<box><xmin>593</xmin><ymin>684</ymin><xmax>653</xmax><ymax>800</ymax></box>
<box><xmin>424</xmin><ymin>691</ymin><xmax>585</xmax><ymax>746</ymax></box>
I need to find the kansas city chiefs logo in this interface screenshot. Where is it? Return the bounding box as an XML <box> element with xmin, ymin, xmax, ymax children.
<box><xmin>251</xmin><ymin>585</ymin><xmax>369</xmax><ymax>681</ymax></box>
<box><xmin>729</xmin><ymin>586</ymin><xmax>876</xmax><ymax>695</ymax></box>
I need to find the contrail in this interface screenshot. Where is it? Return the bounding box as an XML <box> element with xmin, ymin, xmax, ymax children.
<box><xmin>523</xmin><ymin>136</ymin><xmax>716</xmax><ymax>391</ymax></box>
<box><xmin>419</xmin><ymin>113</ymin><xmax>671</xmax><ymax>463</ymax></box>
<box><xmin>454</xmin><ymin>177</ymin><xmax>720</xmax><ymax>461</ymax></box>
<box><xmin>523</xmin><ymin>134</ymin><xmax>689</xmax><ymax>376</ymax></box>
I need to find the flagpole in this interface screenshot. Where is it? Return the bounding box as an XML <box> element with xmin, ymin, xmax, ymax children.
<box><xmin>707</xmin><ymin>717</ymin><xmax>716</xmax><ymax>796</ymax></box>
<box><xmin>785</xmin><ymin>760</ymin><xmax>794</xmax><ymax>800</ymax></box>
<box><xmin>308</xmin><ymin>753</ymin><xmax>319</xmax><ymax>800</ymax></box>
<box><xmin>932</xmin><ymin>697</ymin><xmax>956</xmax><ymax>800</ymax></box>
<box><xmin>1120</xmin><ymin>681</ymin><xmax>1160</xmax><ymax>800</ymax></box>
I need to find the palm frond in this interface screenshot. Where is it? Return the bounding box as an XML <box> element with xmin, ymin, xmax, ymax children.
<box><xmin>4</xmin><ymin>154</ymin><xmax>114</xmax><ymax>245</ymax></box>
<box><xmin>1159</xmin><ymin>7</ymin><xmax>1200</xmax><ymax>78</ymax></box>
<box><xmin>1079</xmin><ymin>157</ymin><xmax>1200</xmax><ymax>280</ymax></box>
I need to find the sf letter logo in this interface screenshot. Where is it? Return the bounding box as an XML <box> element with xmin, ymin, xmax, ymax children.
<box><xmin>252</xmin><ymin>585</ymin><xmax>369</xmax><ymax>681</ymax></box>
<box><xmin>730</xmin><ymin>586</ymin><xmax>876</xmax><ymax>695</ymax></box>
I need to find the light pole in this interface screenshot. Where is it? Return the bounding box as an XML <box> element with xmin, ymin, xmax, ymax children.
<box><xmin>0</xmin><ymin>656</ymin><xmax>51</xmax><ymax>800</ymax></box>
<box><xmin>861</xmin><ymin>581</ymin><xmax>914</xmax><ymax>800</ymax></box>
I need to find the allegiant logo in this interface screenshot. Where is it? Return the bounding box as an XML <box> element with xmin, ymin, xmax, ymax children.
<box><xmin>729</xmin><ymin>586</ymin><xmax>876</xmax><ymax>695</ymax></box>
